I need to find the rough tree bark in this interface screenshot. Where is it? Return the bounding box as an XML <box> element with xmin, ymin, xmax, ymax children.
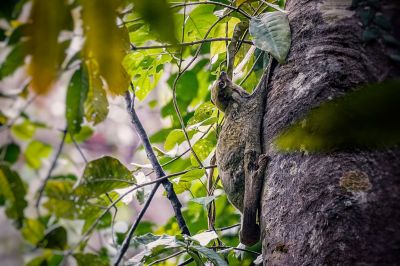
<box><xmin>260</xmin><ymin>0</ymin><xmax>400</xmax><ymax>265</ymax></box>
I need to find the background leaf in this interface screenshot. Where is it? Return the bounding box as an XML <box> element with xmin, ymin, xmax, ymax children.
<box><xmin>0</xmin><ymin>163</ymin><xmax>27</xmax><ymax>228</ymax></box>
<box><xmin>66</xmin><ymin>66</ymin><xmax>89</xmax><ymax>134</ymax></box>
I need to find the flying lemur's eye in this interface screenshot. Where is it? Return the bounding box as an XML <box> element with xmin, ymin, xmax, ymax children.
<box><xmin>218</xmin><ymin>80</ymin><xmax>226</xmax><ymax>88</ymax></box>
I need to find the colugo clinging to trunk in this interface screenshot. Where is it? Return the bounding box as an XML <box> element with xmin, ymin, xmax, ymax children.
<box><xmin>212</xmin><ymin>71</ymin><xmax>270</xmax><ymax>246</ymax></box>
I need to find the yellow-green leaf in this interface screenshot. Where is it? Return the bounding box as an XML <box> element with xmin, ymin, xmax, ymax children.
<box><xmin>27</xmin><ymin>0</ymin><xmax>70</xmax><ymax>94</ymax></box>
<box><xmin>130</xmin><ymin>0</ymin><xmax>178</xmax><ymax>44</ymax></box>
<box><xmin>0</xmin><ymin>163</ymin><xmax>27</xmax><ymax>228</ymax></box>
<box><xmin>25</xmin><ymin>140</ymin><xmax>53</xmax><ymax>169</ymax></box>
<box><xmin>84</xmin><ymin>60</ymin><xmax>109</xmax><ymax>125</ymax></box>
<box><xmin>82</xmin><ymin>1</ymin><xmax>130</xmax><ymax>95</ymax></box>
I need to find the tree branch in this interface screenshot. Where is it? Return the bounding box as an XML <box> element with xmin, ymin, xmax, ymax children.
<box><xmin>114</xmin><ymin>91</ymin><xmax>191</xmax><ymax>265</ymax></box>
<box><xmin>35</xmin><ymin>129</ymin><xmax>67</xmax><ymax>211</ymax></box>
<box><xmin>170</xmin><ymin>1</ymin><xmax>252</xmax><ymax>19</ymax></box>
<box><xmin>131</xmin><ymin>38</ymin><xmax>253</xmax><ymax>51</ymax></box>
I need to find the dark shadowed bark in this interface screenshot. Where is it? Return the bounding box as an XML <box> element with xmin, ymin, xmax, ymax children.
<box><xmin>260</xmin><ymin>0</ymin><xmax>400</xmax><ymax>265</ymax></box>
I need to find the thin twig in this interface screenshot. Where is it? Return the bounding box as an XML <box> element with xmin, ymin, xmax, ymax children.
<box><xmin>114</xmin><ymin>91</ymin><xmax>191</xmax><ymax>265</ymax></box>
<box><xmin>212</xmin><ymin>245</ymin><xmax>261</xmax><ymax>256</ymax></box>
<box><xmin>35</xmin><ymin>129</ymin><xmax>67</xmax><ymax>211</ymax></box>
<box><xmin>238</xmin><ymin>51</ymin><xmax>264</xmax><ymax>86</ymax></box>
<box><xmin>131</xmin><ymin>38</ymin><xmax>253</xmax><ymax>51</ymax></box>
<box><xmin>170</xmin><ymin>1</ymin><xmax>252</xmax><ymax>19</ymax></box>
<box><xmin>148</xmin><ymin>250</ymin><xmax>186</xmax><ymax>266</ymax></box>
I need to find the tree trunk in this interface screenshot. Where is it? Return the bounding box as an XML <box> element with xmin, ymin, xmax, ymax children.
<box><xmin>261</xmin><ymin>0</ymin><xmax>400</xmax><ymax>265</ymax></box>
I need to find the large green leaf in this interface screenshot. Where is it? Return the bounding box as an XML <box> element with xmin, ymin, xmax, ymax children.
<box><xmin>275</xmin><ymin>80</ymin><xmax>400</xmax><ymax>152</ymax></box>
<box><xmin>0</xmin><ymin>42</ymin><xmax>25</xmax><ymax>79</ymax></box>
<box><xmin>76</xmin><ymin>156</ymin><xmax>136</xmax><ymax>197</ymax></box>
<box><xmin>22</xmin><ymin>218</ymin><xmax>45</xmax><ymax>245</ymax></box>
<box><xmin>190</xmin><ymin>137</ymin><xmax>216</xmax><ymax>166</ymax></box>
<box><xmin>27</xmin><ymin>0</ymin><xmax>71</xmax><ymax>94</ymax></box>
<box><xmin>11</xmin><ymin>119</ymin><xmax>36</xmax><ymax>140</ymax></box>
<box><xmin>74</xmin><ymin>253</ymin><xmax>109</xmax><ymax>266</ymax></box>
<box><xmin>190</xmin><ymin>245</ymin><xmax>228</xmax><ymax>266</ymax></box>
<box><xmin>66</xmin><ymin>66</ymin><xmax>89</xmax><ymax>134</ymax></box>
<box><xmin>0</xmin><ymin>143</ymin><xmax>20</xmax><ymax>164</ymax></box>
<box><xmin>37</xmin><ymin>226</ymin><xmax>67</xmax><ymax>250</ymax></box>
<box><xmin>130</xmin><ymin>0</ymin><xmax>177</xmax><ymax>44</ymax></box>
<box><xmin>249</xmin><ymin>11</ymin><xmax>291</xmax><ymax>64</ymax></box>
<box><xmin>25</xmin><ymin>140</ymin><xmax>53</xmax><ymax>169</ymax></box>
<box><xmin>84</xmin><ymin>60</ymin><xmax>109</xmax><ymax>125</ymax></box>
<box><xmin>82</xmin><ymin>0</ymin><xmax>130</xmax><ymax>95</ymax></box>
<box><xmin>0</xmin><ymin>163</ymin><xmax>27</xmax><ymax>228</ymax></box>
<box><xmin>188</xmin><ymin>102</ymin><xmax>217</xmax><ymax>127</ymax></box>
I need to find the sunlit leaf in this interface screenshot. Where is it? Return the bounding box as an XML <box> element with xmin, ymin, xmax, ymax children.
<box><xmin>22</xmin><ymin>218</ymin><xmax>45</xmax><ymax>245</ymax></box>
<box><xmin>25</xmin><ymin>140</ymin><xmax>52</xmax><ymax>169</ymax></box>
<box><xmin>249</xmin><ymin>11</ymin><xmax>291</xmax><ymax>64</ymax></box>
<box><xmin>190</xmin><ymin>138</ymin><xmax>216</xmax><ymax>166</ymax></box>
<box><xmin>275</xmin><ymin>81</ymin><xmax>400</xmax><ymax>152</ymax></box>
<box><xmin>191</xmin><ymin>230</ymin><xmax>218</xmax><ymax>246</ymax></box>
<box><xmin>190</xmin><ymin>195</ymin><xmax>218</xmax><ymax>207</ymax></box>
<box><xmin>130</xmin><ymin>0</ymin><xmax>177</xmax><ymax>44</ymax></box>
<box><xmin>180</xmin><ymin>169</ymin><xmax>205</xmax><ymax>182</ymax></box>
<box><xmin>76</xmin><ymin>156</ymin><xmax>136</xmax><ymax>197</ymax></box>
<box><xmin>177</xmin><ymin>5</ymin><xmax>218</xmax><ymax>42</ymax></box>
<box><xmin>66</xmin><ymin>66</ymin><xmax>89</xmax><ymax>134</ymax></box>
<box><xmin>74</xmin><ymin>253</ymin><xmax>109</xmax><ymax>266</ymax></box>
<box><xmin>0</xmin><ymin>42</ymin><xmax>25</xmax><ymax>79</ymax></box>
<box><xmin>82</xmin><ymin>1</ymin><xmax>130</xmax><ymax>95</ymax></box>
<box><xmin>176</xmin><ymin>71</ymin><xmax>199</xmax><ymax>102</ymax></box>
<box><xmin>27</xmin><ymin>0</ymin><xmax>71</xmax><ymax>94</ymax></box>
<box><xmin>188</xmin><ymin>102</ymin><xmax>217</xmax><ymax>126</ymax></box>
<box><xmin>11</xmin><ymin>119</ymin><xmax>36</xmax><ymax>140</ymax></box>
<box><xmin>0</xmin><ymin>163</ymin><xmax>27</xmax><ymax>228</ymax></box>
<box><xmin>124</xmin><ymin>51</ymin><xmax>171</xmax><ymax>100</ymax></box>
<box><xmin>84</xmin><ymin>59</ymin><xmax>109</xmax><ymax>125</ymax></box>
<box><xmin>190</xmin><ymin>245</ymin><xmax>228</xmax><ymax>266</ymax></box>
<box><xmin>210</xmin><ymin>17</ymin><xmax>241</xmax><ymax>58</ymax></box>
<box><xmin>37</xmin><ymin>226</ymin><xmax>67</xmax><ymax>250</ymax></box>
<box><xmin>164</xmin><ymin>129</ymin><xmax>185</xmax><ymax>151</ymax></box>
<box><xmin>65</xmin><ymin>126</ymin><xmax>93</xmax><ymax>143</ymax></box>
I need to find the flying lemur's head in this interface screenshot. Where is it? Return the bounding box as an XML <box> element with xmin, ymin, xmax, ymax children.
<box><xmin>217</xmin><ymin>71</ymin><xmax>230</xmax><ymax>90</ymax></box>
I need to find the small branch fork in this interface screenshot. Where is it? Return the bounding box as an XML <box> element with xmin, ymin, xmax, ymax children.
<box><xmin>113</xmin><ymin>90</ymin><xmax>191</xmax><ymax>265</ymax></box>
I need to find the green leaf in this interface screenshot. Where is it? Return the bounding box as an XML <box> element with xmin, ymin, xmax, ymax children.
<box><xmin>66</xmin><ymin>67</ymin><xmax>89</xmax><ymax>134</ymax></box>
<box><xmin>190</xmin><ymin>245</ymin><xmax>228</xmax><ymax>266</ymax></box>
<box><xmin>0</xmin><ymin>42</ymin><xmax>25</xmax><ymax>80</ymax></box>
<box><xmin>180</xmin><ymin>169</ymin><xmax>205</xmax><ymax>182</ymax></box>
<box><xmin>76</xmin><ymin>156</ymin><xmax>136</xmax><ymax>197</ymax></box>
<box><xmin>25</xmin><ymin>140</ymin><xmax>53</xmax><ymax>169</ymax></box>
<box><xmin>130</xmin><ymin>0</ymin><xmax>178</xmax><ymax>44</ymax></box>
<box><xmin>275</xmin><ymin>80</ymin><xmax>400</xmax><ymax>152</ymax></box>
<box><xmin>38</xmin><ymin>226</ymin><xmax>67</xmax><ymax>250</ymax></box>
<box><xmin>178</xmin><ymin>5</ymin><xmax>218</xmax><ymax>42</ymax></box>
<box><xmin>0</xmin><ymin>163</ymin><xmax>27</xmax><ymax>228</ymax></box>
<box><xmin>190</xmin><ymin>138</ymin><xmax>216</xmax><ymax>166</ymax></box>
<box><xmin>84</xmin><ymin>59</ymin><xmax>109</xmax><ymax>125</ymax></box>
<box><xmin>164</xmin><ymin>129</ymin><xmax>186</xmax><ymax>151</ymax></box>
<box><xmin>0</xmin><ymin>143</ymin><xmax>20</xmax><ymax>164</ymax></box>
<box><xmin>188</xmin><ymin>102</ymin><xmax>217</xmax><ymax>126</ymax></box>
<box><xmin>249</xmin><ymin>11</ymin><xmax>291</xmax><ymax>64</ymax></box>
<box><xmin>191</xmin><ymin>230</ymin><xmax>218</xmax><ymax>246</ymax></box>
<box><xmin>11</xmin><ymin>119</ymin><xmax>36</xmax><ymax>140</ymax></box>
<box><xmin>73</xmin><ymin>253</ymin><xmax>109</xmax><ymax>266</ymax></box>
<box><xmin>124</xmin><ymin>52</ymin><xmax>171</xmax><ymax>100</ymax></box>
<box><xmin>190</xmin><ymin>195</ymin><xmax>218</xmax><ymax>207</ymax></box>
<box><xmin>22</xmin><ymin>218</ymin><xmax>45</xmax><ymax>245</ymax></box>
<box><xmin>82</xmin><ymin>1</ymin><xmax>130</xmax><ymax>95</ymax></box>
<box><xmin>65</xmin><ymin>125</ymin><xmax>93</xmax><ymax>143</ymax></box>
<box><xmin>27</xmin><ymin>0</ymin><xmax>71</xmax><ymax>94</ymax></box>
<box><xmin>176</xmin><ymin>71</ymin><xmax>199</xmax><ymax>102</ymax></box>
<box><xmin>172</xmin><ymin>181</ymin><xmax>191</xmax><ymax>194</ymax></box>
